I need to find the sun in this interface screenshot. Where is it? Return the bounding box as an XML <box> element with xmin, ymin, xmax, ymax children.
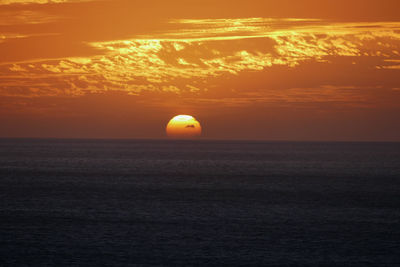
<box><xmin>166</xmin><ymin>115</ymin><xmax>202</xmax><ymax>139</ymax></box>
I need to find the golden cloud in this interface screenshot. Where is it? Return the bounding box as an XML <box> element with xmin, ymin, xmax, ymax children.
<box><xmin>1</xmin><ymin>18</ymin><xmax>400</xmax><ymax>100</ymax></box>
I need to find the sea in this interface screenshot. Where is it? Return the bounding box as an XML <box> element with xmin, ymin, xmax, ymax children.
<box><xmin>0</xmin><ymin>139</ymin><xmax>399</xmax><ymax>266</ymax></box>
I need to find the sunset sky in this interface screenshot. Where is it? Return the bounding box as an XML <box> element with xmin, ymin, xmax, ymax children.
<box><xmin>1</xmin><ymin>0</ymin><xmax>400</xmax><ymax>140</ymax></box>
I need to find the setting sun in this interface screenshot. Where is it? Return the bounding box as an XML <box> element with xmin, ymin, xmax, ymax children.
<box><xmin>166</xmin><ymin>115</ymin><xmax>202</xmax><ymax>139</ymax></box>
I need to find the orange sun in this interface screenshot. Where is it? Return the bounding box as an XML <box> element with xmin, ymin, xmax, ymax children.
<box><xmin>166</xmin><ymin>115</ymin><xmax>202</xmax><ymax>139</ymax></box>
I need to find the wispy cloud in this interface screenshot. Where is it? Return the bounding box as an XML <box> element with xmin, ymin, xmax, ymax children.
<box><xmin>1</xmin><ymin>18</ymin><xmax>400</xmax><ymax>107</ymax></box>
<box><xmin>0</xmin><ymin>0</ymin><xmax>95</xmax><ymax>5</ymax></box>
<box><xmin>0</xmin><ymin>32</ymin><xmax>58</xmax><ymax>44</ymax></box>
<box><xmin>0</xmin><ymin>10</ymin><xmax>62</xmax><ymax>26</ymax></box>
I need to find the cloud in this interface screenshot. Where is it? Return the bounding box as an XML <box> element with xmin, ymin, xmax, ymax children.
<box><xmin>0</xmin><ymin>10</ymin><xmax>61</xmax><ymax>25</ymax></box>
<box><xmin>0</xmin><ymin>0</ymin><xmax>95</xmax><ymax>5</ymax></box>
<box><xmin>0</xmin><ymin>18</ymin><xmax>400</xmax><ymax>106</ymax></box>
<box><xmin>380</xmin><ymin>59</ymin><xmax>400</xmax><ymax>69</ymax></box>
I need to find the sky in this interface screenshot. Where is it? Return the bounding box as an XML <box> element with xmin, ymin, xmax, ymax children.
<box><xmin>1</xmin><ymin>0</ymin><xmax>400</xmax><ymax>141</ymax></box>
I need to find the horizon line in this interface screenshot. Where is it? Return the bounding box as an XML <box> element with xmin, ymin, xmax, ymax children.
<box><xmin>0</xmin><ymin>137</ymin><xmax>399</xmax><ymax>143</ymax></box>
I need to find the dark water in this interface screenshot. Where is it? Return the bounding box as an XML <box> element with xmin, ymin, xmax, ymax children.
<box><xmin>0</xmin><ymin>139</ymin><xmax>399</xmax><ymax>266</ymax></box>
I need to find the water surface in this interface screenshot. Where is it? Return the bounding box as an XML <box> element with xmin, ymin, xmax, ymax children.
<box><xmin>0</xmin><ymin>139</ymin><xmax>399</xmax><ymax>266</ymax></box>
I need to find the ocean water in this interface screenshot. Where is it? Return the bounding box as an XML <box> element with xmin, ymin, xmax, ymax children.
<box><xmin>0</xmin><ymin>139</ymin><xmax>399</xmax><ymax>266</ymax></box>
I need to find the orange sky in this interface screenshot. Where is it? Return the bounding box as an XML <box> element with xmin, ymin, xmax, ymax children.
<box><xmin>1</xmin><ymin>0</ymin><xmax>400</xmax><ymax>141</ymax></box>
